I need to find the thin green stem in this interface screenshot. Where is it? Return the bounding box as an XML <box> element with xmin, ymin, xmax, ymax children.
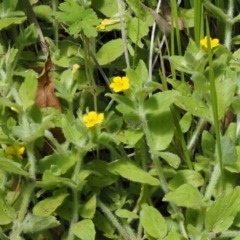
<box><xmin>224</xmin><ymin>0</ymin><xmax>234</xmax><ymax>50</ymax></box>
<box><xmin>170</xmin><ymin>106</ymin><xmax>193</xmax><ymax>169</ymax></box>
<box><xmin>10</xmin><ymin>183</ymin><xmax>35</xmax><ymax>239</ymax></box>
<box><xmin>122</xmin><ymin>219</ymin><xmax>137</xmax><ymax>240</ymax></box>
<box><xmin>97</xmin><ymin>199</ymin><xmax>132</xmax><ymax>240</ymax></box>
<box><xmin>10</xmin><ymin>87</ymin><xmax>36</xmax><ymax>179</ymax></box>
<box><xmin>209</xmin><ymin>230</ymin><xmax>240</xmax><ymax>238</ymax></box>
<box><xmin>147</xmin><ymin>0</ymin><xmax>162</xmax><ymax>83</ymax></box>
<box><xmin>187</xmin><ymin>118</ymin><xmax>206</xmax><ymax>151</ymax></box>
<box><xmin>194</xmin><ymin>0</ymin><xmax>203</xmax><ymax>45</ymax></box>
<box><xmin>67</xmin><ymin>151</ymin><xmax>84</xmax><ymax>240</ymax></box>
<box><xmin>117</xmin><ymin>0</ymin><xmax>130</xmax><ymax>68</ymax></box>
<box><xmin>171</xmin><ymin>0</ymin><xmax>184</xmax><ymax>82</ymax></box>
<box><xmin>139</xmin><ymin>104</ymin><xmax>188</xmax><ymax>238</ymax></box>
<box><xmin>23</xmin><ymin>0</ymin><xmax>48</xmax><ymax>56</ymax></box>
<box><xmin>206</xmin><ymin>21</ymin><xmax>224</xmax><ymax>185</ymax></box>
<box><xmin>52</xmin><ymin>0</ymin><xmax>59</xmax><ymax>49</ymax></box>
<box><xmin>204</xmin><ymin>163</ymin><xmax>220</xmax><ymax>199</ymax></box>
<box><xmin>26</xmin><ymin>142</ymin><xmax>37</xmax><ymax>180</ymax></box>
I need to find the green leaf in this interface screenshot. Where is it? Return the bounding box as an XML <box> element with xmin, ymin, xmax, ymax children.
<box><xmin>140</xmin><ymin>204</ymin><xmax>167</xmax><ymax>239</ymax></box>
<box><xmin>107</xmin><ymin>159</ymin><xmax>159</xmax><ymax>186</ymax></box>
<box><xmin>115</xmin><ymin>129</ymin><xmax>144</xmax><ymax>146</ymax></box>
<box><xmin>0</xmin><ymin>158</ymin><xmax>29</xmax><ymax>176</ymax></box>
<box><xmin>33</xmin><ymin>5</ymin><xmax>52</xmax><ymax>22</ymax></box>
<box><xmin>115</xmin><ymin>209</ymin><xmax>139</xmax><ymax>219</ymax></box>
<box><xmin>36</xmin><ymin>171</ymin><xmax>76</xmax><ymax>190</ymax></box>
<box><xmin>80</xmin><ymin>194</ymin><xmax>96</xmax><ymax>219</ymax></box>
<box><xmin>62</xmin><ymin>116</ymin><xmax>87</xmax><ymax>147</ymax></box>
<box><xmin>23</xmin><ymin>214</ymin><xmax>60</xmax><ymax>233</ymax></box>
<box><xmin>157</xmin><ymin>152</ymin><xmax>180</xmax><ymax>169</ymax></box>
<box><xmin>19</xmin><ymin>71</ymin><xmax>38</xmax><ymax>109</ymax></box>
<box><xmin>93</xmin><ymin>210</ymin><xmax>115</xmax><ymax>236</ymax></box>
<box><xmin>37</xmin><ymin>154</ymin><xmax>77</xmax><ymax>175</ymax></box>
<box><xmin>127</xmin><ymin>18</ymin><xmax>149</xmax><ymax>48</ymax></box>
<box><xmin>144</xmin><ymin>90</ymin><xmax>181</xmax><ymax>114</ymax></box>
<box><xmin>216</xmin><ymin>77</ymin><xmax>236</xmax><ymax>120</ymax></box>
<box><xmin>85</xmin><ymin>160</ymin><xmax>119</xmax><ymax>187</ymax></box>
<box><xmin>28</xmin><ymin>104</ymin><xmax>42</xmax><ymax>124</ymax></box>
<box><xmin>168</xmin><ymin>56</ymin><xmax>195</xmax><ymax>74</ymax></box>
<box><xmin>201</xmin><ymin>130</ymin><xmax>215</xmax><ymax>158</ymax></box>
<box><xmin>96</xmin><ymin>39</ymin><xmax>124</xmax><ymax>65</ymax></box>
<box><xmin>167</xmin><ymin>78</ymin><xmax>191</xmax><ymax>95</ymax></box>
<box><xmin>71</xmin><ymin>219</ymin><xmax>95</xmax><ymax>240</ymax></box>
<box><xmin>168</xmin><ymin>170</ymin><xmax>204</xmax><ymax>190</ymax></box>
<box><xmin>0</xmin><ymin>16</ymin><xmax>27</xmax><ymax>30</ymax></box>
<box><xmin>175</xmin><ymin>96</ymin><xmax>211</xmax><ymax>122</ymax></box>
<box><xmin>17</xmin><ymin>23</ymin><xmax>37</xmax><ymax>47</ymax></box>
<box><xmin>221</xmin><ymin>136</ymin><xmax>238</xmax><ymax>166</ymax></box>
<box><xmin>106</xmin><ymin>93</ymin><xmax>137</xmax><ymax>111</ymax></box>
<box><xmin>180</xmin><ymin>112</ymin><xmax>192</xmax><ymax>133</ymax></box>
<box><xmin>126</xmin><ymin>0</ymin><xmax>154</xmax><ymax>26</ymax></box>
<box><xmin>92</xmin><ymin>0</ymin><xmax>125</xmax><ymax>17</ymax></box>
<box><xmin>56</xmin><ymin>2</ymin><xmax>100</xmax><ymax>37</ymax></box>
<box><xmin>165</xmin><ymin>231</ymin><xmax>187</xmax><ymax>240</ymax></box>
<box><xmin>0</xmin><ymin>189</ymin><xmax>15</xmax><ymax>225</ymax></box>
<box><xmin>163</xmin><ymin>183</ymin><xmax>205</xmax><ymax>209</ymax></box>
<box><xmin>33</xmin><ymin>193</ymin><xmax>69</xmax><ymax>217</ymax></box>
<box><xmin>205</xmin><ymin>188</ymin><xmax>240</xmax><ymax>232</ymax></box>
<box><xmin>147</xmin><ymin>111</ymin><xmax>174</xmax><ymax>151</ymax></box>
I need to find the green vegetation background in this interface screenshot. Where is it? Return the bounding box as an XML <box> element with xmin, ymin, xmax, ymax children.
<box><xmin>1</xmin><ymin>0</ymin><xmax>240</xmax><ymax>239</ymax></box>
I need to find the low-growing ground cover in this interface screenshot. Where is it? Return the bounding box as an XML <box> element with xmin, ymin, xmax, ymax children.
<box><xmin>0</xmin><ymin>0</ymin><xmax>240</xmax><ymax>239</ymax></box>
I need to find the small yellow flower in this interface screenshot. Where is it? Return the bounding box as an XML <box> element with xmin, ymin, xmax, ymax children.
<box><xmin>5</xmin><ymin>144</ymin><xmax>25</xmax><ymax>159</ymax></box>
<box><xmin>110</xmin><ymin>76</ymin><xmax>129</xmax><ymax>93</ymax></box>
<box><xmin>72</xmin><ymin>64</ymin><xmax>80</xmax><ymax>75</ymax></box>
<box><xmin>83</xmin><ymin>111</ymin><xmax>104</xmax><ymax>128</ymax></box>
<box><xmin>200</xmin><ymin>36</ymin><xmax>219</xmax><ymax>49</ymax></box>
<box><xmin>96</xmin><ymin>18</ymin><xmax>120</xmax><ymax>30</ymax></box>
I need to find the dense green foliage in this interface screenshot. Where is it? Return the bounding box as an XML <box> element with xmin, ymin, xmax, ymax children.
<box><xmin>1</xmin><ymin>0</ymin><xmax>240</xmax><ymax>239</ymax></box>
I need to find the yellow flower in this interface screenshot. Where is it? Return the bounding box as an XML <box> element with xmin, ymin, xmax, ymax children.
<box><xmin>110</xmin><ymin>76</ymin><xmax>129</xmax><ymax>92</ymax></box>
<box><xmin>72</xmin><ymin>64</ymin><xmax>80</xmax><ymax>75</ymax></box>
<box><xmin>200</xmin><ymin>36</ymin><xmax>219</xmax><ymax>49</ymax></box>
<box><xmin>83</xmin><ymin>111</ymin><xmax>104</xmax><ymax>128</ymax></box>
<box><xmin>5</xmin><ymin>144</ymin><xmax>25</xmax><ymax>159</ymax></box>
<box><xmin>96</xmin><ymin>18</ymin><xmax>120</xmax><ymax>30</ymax></box>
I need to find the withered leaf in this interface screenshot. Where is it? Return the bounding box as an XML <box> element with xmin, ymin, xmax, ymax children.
<box><xmin>35</xmin><ymin>54</ymin><xmax>64</xmax><ymax>155</ymax></box>
<box><xmin>35</xmin><ymin>54</ymin><xmax>62</xmax><ymax>112</ymax></box>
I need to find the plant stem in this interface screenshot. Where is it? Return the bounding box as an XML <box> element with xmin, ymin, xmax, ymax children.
<box><xmin>117</xmin><ymin>0</ymin><xmax>130</xmax><ymax>68</ymax></box>
<box><xmin>206</xmin><ymin>21</ymin><xmax>224</xmax><ymax>185</ymax></box>
<box><xmin>204</xmin><ymin>163</ymin><xmax>220</xmax><ymax>199</ymax></box>
<box><xmin>139</xmin><ymin>104</ymin><xmax>188</xmax><ymax>238</ymax></box>
<box><xmin>97</xmin><ymin>199</ymin><xmax>132</xmax><ymax>240</ymax></box>
<box><xmin>52</xmin><ymin>0</ymin><xmax>59</xmax><ymax>49</ymax></box>
<box><xmin>187</xmin><ymin>118</ymin><xmax>206</xmax><ymax>151</ymax></box>
<box><xmin>10</xmin><ymin>183</ymin><xmax>35</xmax><ymax>239</ymax></box>
<box><xmin>194</xmin><ymin>0</ymin><xmax>203</xmax><ymax>44</ymax></box>
<box><xmin>147</xmin><ymin>0</ymin><xmax>162</xmax><ymax>83</ymax></box>
<box><xmin>224</xmin><ymin>0</ymin><xmax>233</xmax><ymax>50</ymax></box>
<box><xmin>67</xmin><ymin>151</ymin><xmax>84</xmax><ymax>240</ymax></box>
<box><xmin>10</xmin><ymin>87</ymin><xmax>36</xmax><ymax>179</ymax></box>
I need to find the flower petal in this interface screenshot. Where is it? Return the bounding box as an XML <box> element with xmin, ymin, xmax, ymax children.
<box><xmin>96</xmin><ymin>113</ymin><xmax>104</xmax><ymax>123</ymax></box>
<box><xmin>211</xmin><ymin>38</ymin><xmax>219</xmax><ymax>48</ymax></box>
<box><xmin>18</xmin><ymin>147</ymin><xmax>25</xmax><ymax>155</ymax></box>
<box><xmin>5</xmin><ymin>146</ymin><xmax>15</xmax><ymax>155</ymax></box>
<box><xmin>113</xmin><ymin>76</ymin><xmax>121</xmax><ymax>83</ymax></box>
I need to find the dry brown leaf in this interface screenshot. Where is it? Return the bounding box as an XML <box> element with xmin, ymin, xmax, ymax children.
<box><xmin>35</xmin><ymin>54</ymin><xmax>65</xmax><ymax>155</ymax></box>
<box><xmin>35</xmin><ymin>54</ymin><xmax>62</xmax><ymax>112</ymax></box>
